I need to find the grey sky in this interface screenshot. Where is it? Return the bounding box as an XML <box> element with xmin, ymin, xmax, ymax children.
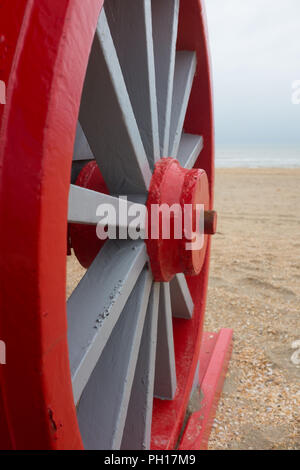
<box><xmin>205</xmin><ymin>0</ymin><xmax>300</xmax><ymax>147</ymax></box>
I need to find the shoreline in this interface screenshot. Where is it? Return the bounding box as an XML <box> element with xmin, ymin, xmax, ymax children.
<box><xmin>215</xmin><ymin>166</ymin><xmax>300</xmax><ymax>169</ymax></box>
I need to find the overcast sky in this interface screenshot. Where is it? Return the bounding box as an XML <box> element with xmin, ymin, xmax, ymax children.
<box><xmin>205</xmin><ymin>0</ymin><xmax>300</xmax><ymax>147</ymax></box>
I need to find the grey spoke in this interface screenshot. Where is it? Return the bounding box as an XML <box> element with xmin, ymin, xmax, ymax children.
<box><xmin>79</xmin><ymin>10</ymin><xmax>151</xmax><ymax>194</ymax></box>
<box><xmin>68</xmin><ymin>185</ymin><xmax>146</xmax><ymax>236</ymax></box>
<box><xmin>105</xmin><ymin>0</ymin><xmax>160</xmax><ymax>168</ymax></box>
<box><xmin>73</xmin><ymin>122</ymin><xmax>94</xmax><ymax>161</ymax></box>
<box><xmin>170</xmin><ymin>274</ymin><xmax>193</xmax><ymax>319</ymax></box>
<box><xmin>154</xmin><ymin>283</ymin><xmax>177</xmax><ymax>400</ymax></box>
<box><xmin>77</xmin><ymin>268</ymin><xmax>152</xmax><ymax>450</ymax></box>
<box><xmin>177</xmin><ymin>134</ymin><xmax>203</xmax><ymax>169</ymax></box>
<box><xmin>152</xmin><ymin>0</ymin><xmax>179</xmax><ymax>156</ymax></box>
<box><xmin>68</xmin><ymin>240</ymin><xmax>148</xmax><ymax>404</ymax></box>
<box><xmin>121</xmin><ymin>282</ymin><xmax>160</xmax><ymax>450</ymax></box>
<box><xmin>169</xmin><ymin>51</ymin><xmax>197</xmax><ymax>157</ymax></box>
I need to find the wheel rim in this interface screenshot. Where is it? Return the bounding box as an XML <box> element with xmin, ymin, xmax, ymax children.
<box><xmin>0</xmin><ymin>0</ymin><xmax>214</xmax><ymax>450</ymax></box>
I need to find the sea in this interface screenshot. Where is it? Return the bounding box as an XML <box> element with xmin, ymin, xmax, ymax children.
<box><xmin>215</xmin><ymin>147</ymin><xmax>300</xmax><ymax>168</ymax></box>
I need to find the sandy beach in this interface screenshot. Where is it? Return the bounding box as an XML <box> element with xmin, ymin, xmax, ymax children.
<box><xmin>206</xmin><ymin>168</ymin><xmax>300</xmax><ymax>449</ymax></box>
<box><xmin>66</xmin><ymin>168</ymin><xmax>300</xmax><ymax>450</ymax></box>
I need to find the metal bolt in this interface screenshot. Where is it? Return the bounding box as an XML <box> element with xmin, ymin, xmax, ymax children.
<box><xmin>204</xmin><ymin>210</ymin><xmax>217</xmax><ymax>235</ymax></box>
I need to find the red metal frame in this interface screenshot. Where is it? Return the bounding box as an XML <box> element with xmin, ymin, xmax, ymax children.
<box><xmin>0</xmin><ymin>0</ymin><xmax>216</xmax><ymax>450</ymax></box>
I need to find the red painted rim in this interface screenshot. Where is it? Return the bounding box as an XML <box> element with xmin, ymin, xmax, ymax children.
<box><xmin>0</xmin><ymin>0</ymin><xmax>213</xmax><ymax>450</ymax></box>
<box><xmin>0</xmin><ymin>0</ymin><xmax>103</xmax><ymax>450</ymax></box>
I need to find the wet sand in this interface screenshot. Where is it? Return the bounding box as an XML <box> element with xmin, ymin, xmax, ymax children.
<box><xmin>206</xmin><ymin>168</ymin><xmax>300</xmax><ymax>450</ymax></box>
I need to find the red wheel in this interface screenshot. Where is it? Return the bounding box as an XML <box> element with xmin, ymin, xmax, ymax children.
<box><xmin>0</xmin><ymin>0</ymin><xmax>214</xmax><ymax>450</ymax></box>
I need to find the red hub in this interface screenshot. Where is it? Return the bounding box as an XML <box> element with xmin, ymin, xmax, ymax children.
<box><xmin>145</xmin><ymin>158</ymin><xmax>210</xmax><ymax>282</ymax></box>
<box><xmin>70</xmin><ymin>158</ymin><xmax>216</xmax><ymax>282</ymax></box>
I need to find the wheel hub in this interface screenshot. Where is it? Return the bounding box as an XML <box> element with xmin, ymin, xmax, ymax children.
<box><xmin>70</xmin><ymin>158</ymin><xmax>217</xmax><ymax>281</ymax></box>
<box><xmin>145</xmin><ymin>158</ymin><xmax>214</xmax><ymax>282</ymax></box>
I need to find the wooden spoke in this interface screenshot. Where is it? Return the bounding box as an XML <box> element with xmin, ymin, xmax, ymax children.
<box><xmin>121</xmin><ymin>282</ymin><xmax>160</xmax><ymax>450</ymax></box>
<box><xmin>77</xmin><ymin>268</ymin><xmax>152</xmax><ymax>450</ymax></box>
<box><xmin>105</xmin><ymin>0</ymin><xmax>160</xmax><ymax>167</ymax></box>
<box><xmin>154</xmin><ymin>283</ymin><xmax>177</xmax><ymax>400</ymax></box>
<box><xmin>72</xmin><ymin>122</ymin><xmax>94</xmax><ymax>161</ymax></box>
<box><xmin>170</xmin><ymin>273</ymin><xmax>194</xmax><ymax>319</ymax></box>
<box><xmin>68</xmin><ymin>240</ymin><xmax>148</xmax><ymax>404</ymax></box>
<box><xmin>152</xmin><ymin>0</ymin><xmax>179</xmax><ymax>156</ymax></box>
<box><xmin>68</xmin><ymin>185</ymin><xmax>146</xmax><ymax>237</ymax></box>
<box><xmin>169</xmin><ymin>51</ymin><xmax>197</xmax><ymax>157</ymax></box>
<box><xmin>79</xmin><ymin>10</ymin><xmax>151</xmax><ymax>194</ymax></box>
<box><xmin>177</xmin><ymin>134</ymin><xmax>203</xmax><ymax>169</ymax></box>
